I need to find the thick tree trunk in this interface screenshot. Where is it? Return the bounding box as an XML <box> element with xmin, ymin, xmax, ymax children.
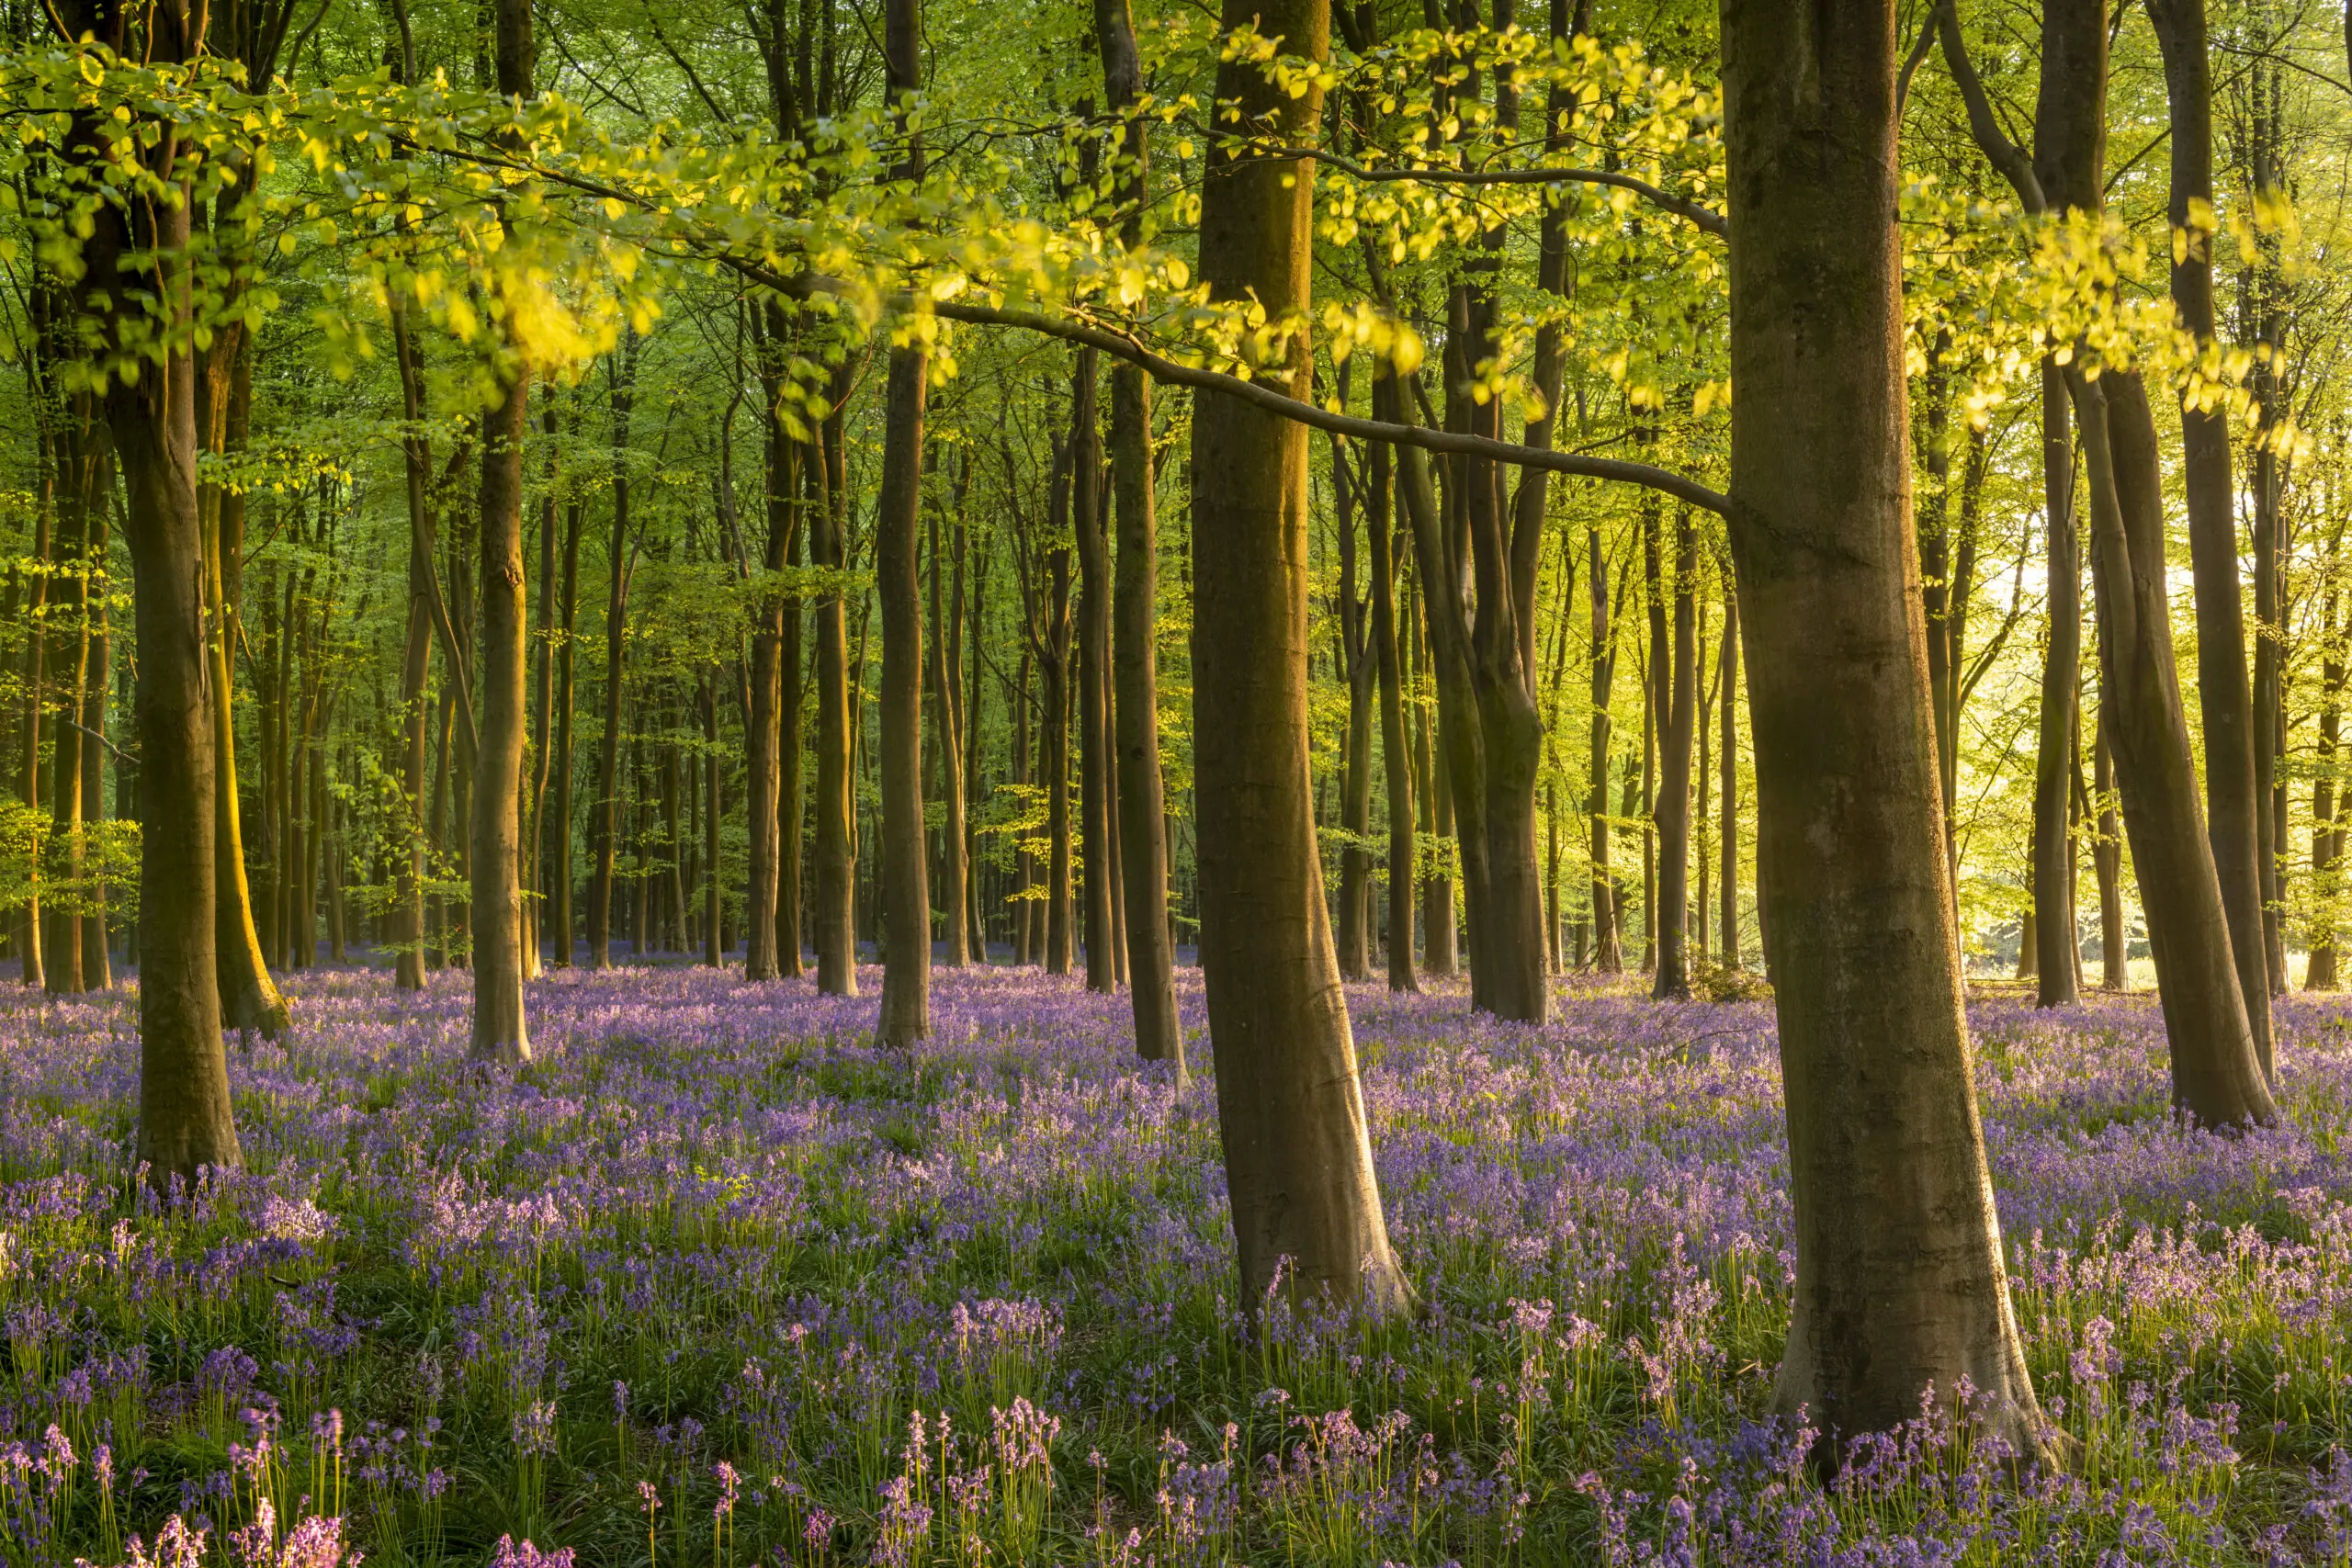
<box><xmin>467</xmin><ymin>0</ymin><xmax>534</xmax><ymax>1059</ymax></box>
<box><xmin>2148</xmin><ymin>0</ymin><xmax>2270</xmax><ymax>1070</ymax></box>
<box><xmin>1724</xmin><ymin>0</ymin><xmax>2052</xmax><ymax>1456</ymax></box>
<box><xmin>72</xmin><ymin>14</ymin><xmax>243</xmax><ymax>1174</ymax></box>
<box><xmin>469</xmin><ymin>366</ymin><xmax>531</xmax><ymax>1061</ymax></box>
<box><xmin>1191</xmin><ymin>0</ymin><xmax>1407</xmax><ymax>1314</ymax></box>
<box><xmin>2032</xmin><ymin>360</ymin><xmax>2081</xmax><ymax>1003</ymax></box>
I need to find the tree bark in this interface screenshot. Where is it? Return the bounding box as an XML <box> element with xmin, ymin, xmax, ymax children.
<box><xmin>1073</xmin><ymin>357</ymin><xmax>1116</xmax><ymax>993</ymax></box>
<box><xmin>746</xmin><ymin>314</ymin><xmax>801</xmax><ymax>982</ymax></box>
<box><xmin>926</xmin><ymin>468</ymin><xmax>970</xmax><ymax>970</ymax></box>
<box><xmin>71</xmin><ymin>0</ymin><xmax>243</xmax><ymax>1179</ymax></box>
<box><xmin>1652</xmin><ymin>507</ymin><xmax>1696</xmax><ymax>999</ymax></box>
<box><xmin>2031</xmin><ymin>359</ymin><xmax>2081</xmax><ymax>1004</ymax></box>
<box><xmin>589</xmin><ymin>331</ymin><xmax>639</xmax><ymax>970</ymax></box>
<box><xmin>1724</xmin><ymin>0</ymin><xmax>2052</xmax><ymax>1456</ymax></box>
<box><xmin>1191</xmin><ymin>0</ymin><xmax>1408</xmax><ymax>1314</ymax></box>
<box><xmin>811</xmin><ymin>405</ymin><xmax>858</xmax><ymax>994</ymax></box>
<box><xmin>1366</xmin><ymin>379</ymin><xmax>1419</xmax><ymax>995</ymax></box>
<box><xmin>2314</xmin><ymin>591</ymin><xmax>2344</xmax><ymax>990</ymax></box>
<box><xmin>1091</xmin><ymin>0</ymin><xmax>1186</xmax><ymax>1041</ymax></box>
<box><xmin>872</xmin><ymin>0</ymin><xmax>932</xmax><ymax>1048</ymax></box>
<box><xmin>2147</xmin><ymin>0</ymin><xmax>2271</xmax><ymax>1071</ymax></box>
<box><xmin>1589</xmin><ymin>525</ymin><xmax>1621</xmax><ymax>971</ymax></box>
<box><xmin>1718</xmin><ymin>580</ymin><xmax>1740</xmax><ymax>966</ymax></box>
<box><xmin>470</xmin><ymin>363</ymin><xmax>531</xmax><ymax>1059</ymax></box>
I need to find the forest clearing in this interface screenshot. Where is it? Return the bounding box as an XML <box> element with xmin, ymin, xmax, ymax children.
<box><xmin>6</xmin><ymin>0</ymin><xmax>2352</xmax><ymax>1560</ymax></box>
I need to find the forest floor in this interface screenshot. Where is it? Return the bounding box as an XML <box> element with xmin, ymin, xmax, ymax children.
<box><xmin>2</xmin><ymin>964</ymin><xmax>2350</xmax><ymax>1566</ymax></box>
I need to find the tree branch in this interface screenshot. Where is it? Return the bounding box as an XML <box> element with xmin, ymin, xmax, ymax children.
<box><xmin>1254</xmin><ymin>142</ymin><xmax>1727</xmax><ymax>239</ymax></box>
<box><xmin>927</xmin><ymin>300</ymin><xmax>1731</xmax><ymax>514</ymax></box>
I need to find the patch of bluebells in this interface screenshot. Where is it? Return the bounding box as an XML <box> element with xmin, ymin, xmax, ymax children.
<box><xmin>6</xmin><ymin>964</ymin><xmax>2352</xmax><ymax>1562</ymax></box>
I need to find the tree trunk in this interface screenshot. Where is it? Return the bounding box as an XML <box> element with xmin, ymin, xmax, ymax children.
<box><xmin>590</xmin><ymin>332</ymin><xmax>639</xmax><ymax>970</ymax></box>
<box><xmin>202</xmin><ymin>347</ymin><xmax>288</xmax><ymax>1036</ymax></box>
<box><xmin>1653</xmin><ymin>508</ymin><xmax>1697</xmax><ymax>999</ymax></box>
<box><xmin>72</xmin><ymin>1</ymin><xmax>243</xmax><ymax>1175</ymax></box>
<box><xmin>82</xmin><ymin>585</ymin><xmax>111</xmax><ymax>988</ymax></box>
<box><xmin>1191</xmin><ymin>0</ymin><xmax>1407</xmax><ymax>1314</ymax></box>
<box><xmin>2032</xmin><ymin>360</ymin><xmax>2081</xmax><ymax>1003</ymax></box>
<box><xmin>1365</xmin><ymin>389</ymin><xmax>1418</xmax><ymax>995</ymax></box>
<box><xmin>778</xmin><ymin>442</ymin><xmax>808</xmax><ymax>977</ymax></box>
<box><xmin>1333</xmin><ymin>428</ymin><xmax>1373</xmax><ymax>982</ymax></box>
<box><xmin>745</xmin><ymin>343</ymin><xmax>796</xmax><ymax>980</ymax></box>
<box><xmin>526</xmin><ymin>392</ymin><xmax>560</xmax><ymax>982</ymax></box>
<box><xmin>2030</xmin><ymin>0</ymin><xmax>2271</xmax><ymax>1122</ymax></box>
<box><xmin>873</xmin><ymin>0</ymin><xmax>931</xmax><ymax>1048</ymax></box>
<box><xmin>22</xmin><ymin>401</ymin><xmax>53</xmax><ymax>990</ymax></box>
<box><xmin>2147</xmin><ymin>0</ymin><xmax>2271</xmax><ymax>1069</ymax></box>
<box><xmin>1589</xmin><ymin>525</ymin><xmax>1621</xmax><ymax>971</ymax></box>
<box><xmin>812</xmin><ymin>409</ymin><xmax>858</xmax><ymax>994</ymax></box>
<box><xmin>1724</xmin><ymin>0</ymin><xmax>2052</xmax><ymax>1457</ymax></box>
<box><xmin>1719</xmin><ymin>581</ymin><xmax>1740</xmax><ymax>966</ymax></box>
<box><xmin>2075</xmin><ymin>368</ymin><xmax>2273</xmax><ymax>1122</ymax></box>
<box><xmin>2313</xmin><ymin>592</ymin><xmax>2343</xmax><ymax>990</ymax></box>
<box><xmin>1072</xmin><ymin>359</ymin><xmax>1117</xmax><ymax>993</ymax></box>
<box><xmin>927</xmin><ymin>474</ymin><xmax>970</xmax><ymax>970</ymax></box>
<box><xmin>469</xmin><ymin>363</ymin><xmax>531</xmax><ymax>1060</ymax></box>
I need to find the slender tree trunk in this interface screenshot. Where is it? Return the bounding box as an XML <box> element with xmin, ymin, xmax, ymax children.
<box><xmin>1191</xmin><ymin>0</ymin><xmax>1407</xmax><ymax>1314</ymax></box>
<box><xmin>926</xmin><ymin>479</ymin><xmax>970</xmax><ymax>970</ymax></box>
<box><xmin>746</xmin><ymin>336</ymin><xmax>799</xmax><ymax>981</ymax></box>
<box><xmin>778</xmin><ymin>446</ymin><xmax>808</xmax><ymax>977</ymax></box>
<box><xmin>590</xmin><ymin>332</ymin><xmax>639</xmax><ymax>970</ymax></box>
<box><xmin>2313</xmin><ymin>593</ymin><xmax>2343</xmax><ymax>990</ymax></box>
<box><xmin>1719</xmin><ymin>581</ymin><xmax>1740</xmax><ymax>966</ymax></box>
<box><xmin>1653</xmin><ymin>508</ymin><xmax>1697</xmax><ymax>999</ymax></box>
<box><xmin>22</xmin><ymin>415</ymin><xmax>53</xmax><ymax>989</ymax></box>
<box><xmin>2033</xmin><ymin>360</ymin><xmax>2081</xmax><ymax>1003</ymax></box>
<box><xmin>2148</xmin><ymin>0</ymin><xmax>2271</xmax><ymax>1069</ymax></box>
<box><xmin>470</xmin><ymin>364</ymin><xmax>531</xmax><ymax>1059</ymax></box>
<box><xmin>812</xmin><ymin>413</ymin><xmax>858</xmax><ymax>994</ymax></box>
<box><xmin>1366</xmin><ymin>393</ymin><xmax>1418</xmax><ymax>994</ymax></box>
<box><xmin>1072</xmin><ymin>358</ymin><xmax>1117</xmax><ymax>993</ymax></box>
<box><xmin>873</xmin><ymin>0</ymin><xmax>931</xmax><ymax>1047</ymax></box>
<box><xmin>2037</xmin><ymin>0</ymin><xmax>2271</xmax><ymax>1122</ymax></box>
<box><xmin>1043</xmin><ymin>449</ymin><xmax>1077</xmax><ymax>976</ymax></box>
<box><xmin>1724</xmin><ymin>0</ymin><xmax>2052</xmax><ymax>1456</ymax></box>
<box><xmin>82</xmin><ymin>581</ymin><xmax>110</xmax><ymax>988</ymax></box>
<box><xmin>526</xmin><ymin>393</ymin><xmax>560</xmax><ymax>982</ymax></box>
<box><xmin>202</xmin><ymin>348</ymin><xmax>287</xmax><ymax>1035</ymax></box>
<box><xmin>1332</xmin><ymin>430</ymin><xmax>1373</xmax><ymax>982</ymax></box>
<box><xmin>1589</xmin><ymin>525</ymin><xmax>1620</xmax><ymax>971</ymax></box>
